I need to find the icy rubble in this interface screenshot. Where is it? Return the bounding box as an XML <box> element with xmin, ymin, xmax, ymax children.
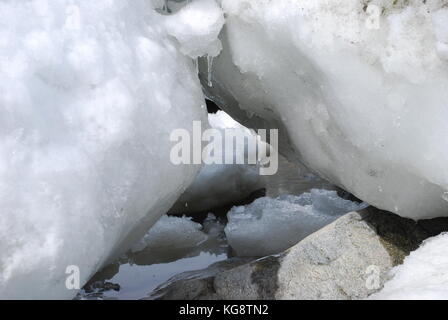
<box><xmin>203</xmin><ymin>0</ymin><xmax>448</xmax><ymax>220</ymax></box>
<box><xmin>171</xmin><ymin>111</ymin><xmax>264</xmax><ymax>214</ymax></box>
<box><xmin>225</xmin><ymin>189</ymin><xmax>367</xmax><ymax>257</ymax></box>
<box><xmin>370</xmin><ymin>233</ymin><xmax>448</xmax><ymax>300</ymax></box>
<box><xmin>0</xmin><ymin>0</ymin><xmax>224</xmax><ymax>299</ymax></box>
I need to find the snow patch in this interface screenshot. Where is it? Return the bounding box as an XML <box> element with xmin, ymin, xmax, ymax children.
<box><xmin>370</xmin><ymin>233</ymin><xmax>448</xmax><ymax>300</ymax></box>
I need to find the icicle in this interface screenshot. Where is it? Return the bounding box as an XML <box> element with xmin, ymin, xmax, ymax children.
<box><xmin>159</xmin><ymin>0</ymin><xmax>170</xmax><ymax>13</ymax></box>
<box><xmin>207</xmin><ymin>55</ymin><xmax>214</xmax><ymax>87</ymax></box>
<box><xmin>194</xmin><ymin>58</ymin><xmax>199</xmax><ymax>75</ymax></box>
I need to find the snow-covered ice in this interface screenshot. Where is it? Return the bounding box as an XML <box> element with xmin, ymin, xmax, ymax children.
<box><xmin>203</xmin><ymin>0</ymin><xmax>448</xmax><ymax>220</ymax></box>
<box><xmin>225</xmin><ymin>189</ymin><xmax>368</xmax><ymax>257</ymax></box>
<box><xmin>164</xmin><ymin>0</ymin><xmax>225</xmax><ymax>59</ymax></box>
<box><xmin>370</xmin><ymin>233</ymin><xmax>448</xmax><ymax>300</ymax></box>
<box><xmin>0</xmin><ymin>0</ymin><xmax>225</xmax><ymax>299</ymax></box>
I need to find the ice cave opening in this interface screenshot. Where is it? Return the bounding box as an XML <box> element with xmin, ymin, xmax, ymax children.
<box><xmin>75</xmin><ymin>102</ymin><xmax>367</xmax><ymax>300</ymax></box>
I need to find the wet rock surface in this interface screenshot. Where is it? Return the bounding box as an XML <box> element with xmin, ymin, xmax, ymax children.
<box><xmin>147</xmin><ymin>258</ymin><xmax>254</xmax><ymax>300</ymax></box>
<box><xmin>148</xmin><ymin>207</ymin><xmax>448</xmax><ymax>300</ymax></box>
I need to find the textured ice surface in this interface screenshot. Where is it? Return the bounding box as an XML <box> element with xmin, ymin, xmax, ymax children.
<box><xmin>171</xmin><ymin>111</ymin><xmax>264</xmax><ymax>214</ymax></box>
<box><xmin>129</xmin><ymin>213</ymin><xmax>226</xmax><ymax>264</ymax></box>
<box><xmin>131</xmin><ymin>215</ymin><xmax>208</xmax><ymax>253</ymax></box>
<box><xmin>370</xmin><ymin>233</ymin><xmax>448</xmax><ymax>300</ymax></box>
<box><xmin>0</xmin><ymin>0</ymin><xmax>219</xmax><ymax>299</ymax></box>
<box><xmin>165</xmin><ymin>0</ymin><xmax>225</xmax><ymax>58</ymax></box>
<box><xmin>203</xmin><ymin>0</ymin><xmax>448</xmax><ymax>219</ymax></box>
<box><xmin>225</xmin><ymin>189</ymin><xmax>367</xmax><ymax>257</ymax></box>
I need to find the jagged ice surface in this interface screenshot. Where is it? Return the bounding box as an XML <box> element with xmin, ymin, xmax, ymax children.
<box><xmin>204</xmin><ymin>0</ymin><xmax>448</xmax><ymax>219</ymax></box>
<box><xmin>225</xmin><ymin>189</ymin><xmax>367</xmax><ymax>257</ymax></box>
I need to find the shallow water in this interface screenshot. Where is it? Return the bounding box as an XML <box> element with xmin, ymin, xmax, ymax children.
<box><xmin>87</xmin><ymin>252</ymin><xmax>227</xmax><ymax>300</ymax></box>
<box><xmin>76</xmin><ymin>217</ymin><xmax>229</xmax><ymax>300</ymax></box>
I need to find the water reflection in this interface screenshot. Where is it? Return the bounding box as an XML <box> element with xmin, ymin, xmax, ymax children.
<box><xmin>76</xmin><ymin>216</ymin><xmax>228</xmax><ymax>300</ymax></box>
